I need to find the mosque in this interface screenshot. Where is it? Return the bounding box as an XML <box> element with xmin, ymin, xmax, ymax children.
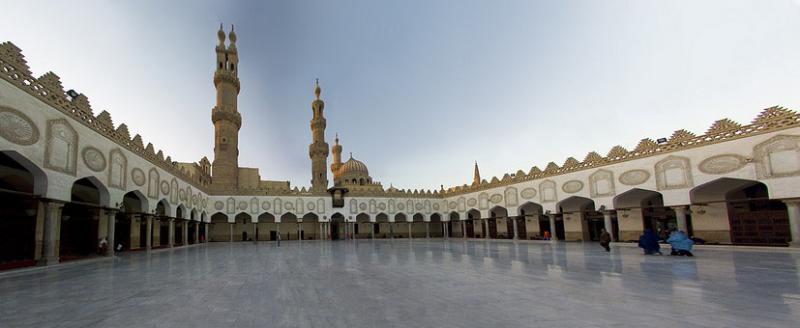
<box><xmin>1</xmin><ymin>26</ymin><xmax>800</xmax><ymax>270</ymax></box>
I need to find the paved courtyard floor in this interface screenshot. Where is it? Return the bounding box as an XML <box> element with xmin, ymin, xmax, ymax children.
<box><xmin>1</xmin><ymin>240</ymin><xmax>800</xmax><ymax>328</ymax></box>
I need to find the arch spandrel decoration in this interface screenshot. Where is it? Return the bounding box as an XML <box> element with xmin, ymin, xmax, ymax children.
<box><xmin>619</xmin><ymin>169</ymin><xmax>650</xmax><ymax>186</ymax></box>
<box><xmin>388</xmin><ymin>199</ymin><xmax>396</xmax><ymax>214</ymax></box>
<box><xmin>316</xmin><ymin>198</ymin><xmax>325</xmax><ymax>214</ymax></box>
<box><xmin>273</xmin><ymin>198</ymin><xmax>283</xmax><ymax>214</ymax></box>
<box><xmin>698</xmin><ymin>154</ymin><xmax>747</xmax><ymax>175</ymax></box>
<box><xmin>478</xmin><ymin>193</ymin><xmax>489</xmax><ymax>210</ymax></box>
<box><xmin>250</xmin><ymin>197</ymin><xmax>259</xmax><ymax>214</ymax></box>
<box><xmin>539</xmin><ymin>180</ymin><xmax>557</xmax><ymax>203</ymax></box>
<box><xmin>81</xmin><ymin>146</ymin><xmax>106</xmax><ymax>172</ymax></box>
<box><xmin>296</xmin><ymin>198</ymin><xmax>304</xmax><ymax>213</ymax></box>
<box><xmin>44</xmin><ymin>119</ymin><xmax>78</xmax><ymax>175</ymax></box>
<box><xmin>520</xmin><ymin>187</ymin><xmax>537</xmax><ymax>200</ymax></box>
<box><xmin>0</xmin><ymin>106</ymin><xmax>39</xmax><ymax>146</ymax></box>
<box><xmin>504</xmin><ymin>187</ymin><xmax>518</xmax><ymax>207</ymax></box>
<box><xmin>753</xmin><ymin>135</ymin><xmax>800</xmax><ymax>179</ymax></box>
<box><xmin>589</xmin><ymin>169</ymin><xmax>615</xmax><ymax>197</ymax></box>
<box><xmin>349</xmin><ymin>199</ymin><xmax>358</xmax><ymax>214</ymax></box>
<box><xmin>226</xmin><ymin>197</ymin><xmax>236</xmax><ymax>214</ymax></box>
<box><xmin>170</xmin><ymin>178</ymin><xmax>179</xmax><ymax>204</ymax></box>
<box><xmin>108</xmin><ymin>148</ymin><xmax>127</xmax><ymax>190</ymax></box>
<box><xmin>457</xmin><ymin>197</ymin><xmax>466</xmax><ymax>212</ymax></box>
<box><xmin>655</xmin><ymin>155</ymin><xmax>693</xmax><ymax>190</ymax></box>
<box><xmin>131</xmin><ymin>167</ymin><xmax>145</xmax><ymax>186</ymax></box>
<box><xmin>147</xmin><ymin>168</ymin><xmax>159</xmax><ymax>198</ymax></box>
<box><xmin>562</xmin><ymin>180</ymin><xmax>583</xmax><ymax>194</ymax></box>
<box><xmin>369</xmin><ymin>199</ymin><xmax>377</xmax><ymax>214</ymax></box>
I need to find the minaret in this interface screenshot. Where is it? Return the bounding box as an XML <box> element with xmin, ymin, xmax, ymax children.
<box><xmin>211</xmin><ymin>24</ymin><xmax>241</xmax><ymax>190</ymax></box>
<box><xmin>331</xmin><ymin>133</ymin><xmax>343</xmax><ymax>183</ymax></box>
<box><xmin>473</xmin><ymin>161</ymin><xmax>481</xmax><ymax>185</ymax></box>
<box><xmin>309</xmin><ymin>79</ymin><xmax>329</xmax><ymax>192</ymax></box>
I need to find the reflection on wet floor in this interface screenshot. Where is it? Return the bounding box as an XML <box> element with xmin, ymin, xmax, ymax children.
<box><xmin>1</xmin><ymin>240</ymin><xmax>799</xmax><ymax>328</ymax></box>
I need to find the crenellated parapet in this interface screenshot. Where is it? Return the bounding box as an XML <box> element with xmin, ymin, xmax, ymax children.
<box><xmin>0</xmin><ymin>41</ymin><xmax>210</xmax><ymax>191</ymax></box>
<box><xmin>443</xmin><ymin>106</ymin><xmax>800</xmax><ymax>196</ymax></box>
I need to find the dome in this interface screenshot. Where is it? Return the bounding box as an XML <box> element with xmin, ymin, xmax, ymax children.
<box><xmin>340</xmin><ymin>155</ymin><xmax>369</xmax><ymax>176</ymax></box>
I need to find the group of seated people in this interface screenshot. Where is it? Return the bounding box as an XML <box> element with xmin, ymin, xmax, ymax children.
<box><xmin>638</xmin><ymin>228</ymin><xmax>695</xmax><ymax>256</ymax></box>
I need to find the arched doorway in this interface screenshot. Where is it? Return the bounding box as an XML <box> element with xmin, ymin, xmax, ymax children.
<box><xmin>412</xmin><ymin>213</ymin><xmax>425</xmax><ymax>238</ymax></box>
<box><xmin>691</xmin><ymin>178</ymin><xmax>789</xmax><ymax>245</ymax></box>
<box><xmin>518</xmin><ymin>202</ymin><xmax>544</xmax><ymax>240</ymax></box>
<box><xmin>556</xmin><ymin>196</ymin><xmax>600</xmax><ymax>241</ymax></box>
<box><xmin>302</xmin><ymin>213</ymin><xmax>320</xmax><ymax>240</ymax></box>
<box><xmin>355</xmin><ymin>213</ymin><xmax>371</xmax><ymax>239</ymax></box>
<box><xmin>430</xmin><ymin>213</ymin><xmax>444</xmax><ymax>238</ymax></box>
<box><xmin>209</xmin><ymin>213</ymin><xmax>229</xmax><ymax>242</ymax></box>
<box><xmin>60</xmin><ymin>177</ymin><xmax>109</xmax><ymax>261</ymax></box>
<box><xmin>394</xmin><ymin>213</ymin><xmax>408</xmax><ymax>238</ymax></box>
<box><xmin>258</xmin><ymin>212</ymin><xmax>276</xmax><ymax>241</ymax></box>
<box><xmin>448</xmin><ymin>212</ymin><xmax>462</xmax><ymax>238</ymax></box>
<box><xmin>466</xmin><ymin>209</ymin><xmax>481</xmax><ymax>238</ymax></box>
<box><xmin>488</xmin><ymin>206</ymin><xmax>508</xmax><ymax>239</ymax></box>
<box><xmin>174</xmin><ymin>205</ymin><xmax>187</xmax><ymax>246</ymax></box>
<box><xmin>330</xmin><ymin>213</ymin><xmax>345</xmax><ymax>240</ymax></box>
<box><xmin>0</xmin><ymin>151</ymin><xmax>46</xmax><ymax>269</ymax></box>
<box><xmin>614</xmin><ymin>188</ymin><xmax>671</xmax><ymax>242</ymax></box>
<box><xmin>236</xmin><ymin>212</ymin><xmax>253</xmax><ymax>241</ymax></box>
<box><xmin>375</xmin><ymin>213</ymin><xmax>389</xmax><ymax>238</ymax></box>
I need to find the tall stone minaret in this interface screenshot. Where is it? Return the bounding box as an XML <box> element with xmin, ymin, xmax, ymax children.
<box><xmin>309</xmin><ymin>79</ymin><xmax>329</xmax><ymax>192</ymax></box>
<box><xmin>331</xmin><ymin>133</ymin><xmax>343</xmax><ymax>183</ymax></box>
<box><xmin>211</xmin><ymin>24</ymin><xmax>241</xmax><ymax>190</ymax></box>
<box><xmin>473</xmin><ymin>161</ymin><xmax>481</xmax><ymax>185</ymax></box>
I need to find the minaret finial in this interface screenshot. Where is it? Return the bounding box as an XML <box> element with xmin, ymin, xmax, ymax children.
<box><xmin>349</xmin><ymin>152</ymin><xmax>353</xmax><ymax>159</ymax></box>
<box><xmin>217</xmin><ymin>23</ymin><xmax>226</xmax><ymax>46</ymax></box>
<box><xmin>314</xmin><ymin>78</ymin><xmax>321</xmax><ymax>100</ymax></box>
<box><xmin>473</xmin><ymin>161</ymin><xmax>481</xmax><ymax>185</ymax></box>
<box><xmin>228</xmin><ymin>24</ymin><xmax>237</xmax><ymax>45</ymax></box>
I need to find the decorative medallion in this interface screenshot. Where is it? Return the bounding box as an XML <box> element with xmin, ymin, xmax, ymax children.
<box><xmin>378</xmin><ymin>203</ymin><xmax>386</xmax><ymax>211</ymax></box>
<box><xmin>415</xmin><ymin>203</ymin><xmax>423</xmax><ymax>211</ymax></box>
<box><xmin>520</xmin><ymin>188</ymin><xmax>537</xmax><ymax>199</ymax></box>
<box><xmin>619</xmin><ymin>169</ymin><xmax>650</xmax><ymax>186</ymax></box>
<box><xmin>285</xmin><ymin>202</ymin><xmax>294</xmax><ymax>210</ymax></box>
<box><xmin>81</xmin><ymin>146</ymin><xmax>106</xmax><ymax>172</ymax></box>
<box><xmin>467</xmin><ymin>198</ymin><xmax>477</xmax><ymax>207</ymax></box>
<box><xmin>262</xmin><ymin>201</ymin><xmax>271</xmax><ymax>211</ymax></box>
<box><xmin>131</xmin><ymin>168</ymin><xmax>146</xmax><ymax>186</ymax></box>
<box><xmin>449</xmin><ymin>201</ymin><xmax>457</xmax><ymax>210</ymax></box>
<box><xmin>489</xmin><ymin>194</ymin><xmax>503</xmax><ymax>204</ymax></box>
<box><xmin>214</xmin><ymin>201</ymin><xmax>224</xmax><ymax>211</ymax></box>
<box><xmin>699</xmin><ymin>154</ymin><xmax>747</xmax><ymax>174</ymax></box>
<box><xmin>239</xmin><ymin>201</ymin><xmax>248</xmax><ymax>210</ymax></box>
<box><xmin>397</xmin><ymin>203</ymin><xmax>405</xmax><ymax>210</ymax></box>
<box><xmin>191</xmin><ymin>194</ymin><xmax>198</xmax><ymax>205</ymax></box>
<box><xmin>433</xmin><ymin>203</ymin><xmax>440</xmax><ymax>210</ymax></box>
<box><xmin>179</xmin><ymin>189</ymin><xmax>186</xmax><ymax>201</ymax></box>
<box><xmin>201</xmin><ymin>198</ymin><xmax>207</xmax><ymax>209</ymax></box>
<box><xmin>562</xmin><ymin>180</ymin><xmax>584</xmax><ymax>193</ymax></box>
<box><xmin>359</xmin><ymin>203</ymin><xmax>367</xmax><ymax>211</ymax></box>
<box><xmin>160</xmin><ymin>181</ymin><xmax>170</xmax><ymax>195</ymax></box>
<box><xmin>307</xmin><ymin>202</ymin><xmax>315</xmax><ymax>210</ymax></box>
<box><xmin>0</xmin><ymin>106</ymin><xmax>39</xmax><ymax>146</ymax></box>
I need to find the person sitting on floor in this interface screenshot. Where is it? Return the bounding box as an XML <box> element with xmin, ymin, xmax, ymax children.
<box><xmin>638</xmin><ymin>228</ymin><xmax>662</xmax><ymax>255</ymax></box>
<box><xmin>667</xmin><ymin>230</ymin><xmax>694</xmax><ymax>257</ymax></box>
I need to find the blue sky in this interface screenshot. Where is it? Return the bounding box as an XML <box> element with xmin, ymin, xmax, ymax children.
<box><xmin>3</xmin><ymin>0</ymin><xmax>800</xmax><ymax>190</ymax></box>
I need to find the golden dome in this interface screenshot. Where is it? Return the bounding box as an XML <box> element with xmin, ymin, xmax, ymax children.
<box><xmin>340</xmin><ymin>153</ymin><xmax>369</xmax><ymax>176</ymax></box>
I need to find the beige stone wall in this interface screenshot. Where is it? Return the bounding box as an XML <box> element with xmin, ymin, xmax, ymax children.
<box><xmin>237</xmin><ymin>168</ymin><xmax>260</xmax><ymax>189</ymax></box>
<box><xmin>495</xmin><ymin>218</ymin><xmax>509</xmax><ymax>238</ymax></box>
<box><xmin>525</xmin><ymin>218</ymin><xmax>541</xmax><ymax>238</ymax></box>
<box><xmin>129</xmin><ymin>216</ymin><xmax>141</xmax><ymax>249</ymax></box>
<box><xmin>617</xmin><ymin>209</ymin><xmax>645</xmax><ymax>241</ymax></box>
<box><xmin>210</xmin><ymin>222</ymin><xmax>230</xmax><ymax>242</ymax></box>
<box><xmin>562</xmin><ymin>213</ymin><xmax>586</xmax><ymax>241</ymax></box>
<box><xmin>257</xmin><ymin>222</ymin><xmax>277</xmax><ymax>240</ymax></box>
<box><xmin>690</xmin><ymin>203</ymin><xmax>731</xmax><ymax>243</ymax></box>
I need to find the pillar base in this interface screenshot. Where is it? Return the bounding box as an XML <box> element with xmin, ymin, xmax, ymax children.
<box><xmin>789</xmin><ymin>242</ymin><xmax>800</xmax><ymax>248</ymax></box>
<box><xmin>39</xmin><ymin>256</ymin><xmax>59</xmax><ymax>266</ymax></box>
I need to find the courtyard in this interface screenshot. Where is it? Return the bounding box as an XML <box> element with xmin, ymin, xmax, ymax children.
<box><xmin>0</xmin><ymin>240</ymin><xmax>798</xmax><ymax>328</ymax></box>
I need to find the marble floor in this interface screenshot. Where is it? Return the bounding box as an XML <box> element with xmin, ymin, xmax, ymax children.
<box><xmin>1</xmin><ymin>240</ymin><xmax>800</xmax><ymax>328</ymax></box>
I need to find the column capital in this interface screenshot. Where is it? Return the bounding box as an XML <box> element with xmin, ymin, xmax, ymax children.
<box><xmin>670</xmin><ymin>205</ymin><xmax>689</xmax><ymax>212</ymax></box>
<box><xmin>782</xmin><ymin>198</ymin><xmax>800</xmax><ymax>206</ymax></box>
<box><xmin>104</xmin><ymin>208</ymin><xmax>119</xmax><ymax>216</ymax></box>
<box><xmin>43</xmin><ymin>199</ymin><xmax>65</xmax><ymax>210</ymax></box>
<box><xmin>601</xmin><ymin>210</ymin><xmax>615</xmax><ymax>216</ymax></box>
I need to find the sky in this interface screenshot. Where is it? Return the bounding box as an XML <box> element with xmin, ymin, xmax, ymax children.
<box><xmin>2</xmin><ymin>0</ymin><xmax>800</xmax><ymax>191</ymax></box>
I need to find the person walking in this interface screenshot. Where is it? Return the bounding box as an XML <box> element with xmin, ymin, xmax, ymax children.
<box><xmin>667</xmin><ymin>230</ymin><xmax>694</xmax><ymax>257</ymax></box>
<box><xmin>638</xmin><ymin>228</ymin><xmax>662</xmax><ymax>255</ymax></box>
<box><xmin>599</xmin><ymin>229</ymin><xmax>611</xmax><ymax>252</ymax></box>
<box><xmin>543</xmin><ymin>230</ymin><xmax>551</xmax><ymax>240</ymax></box>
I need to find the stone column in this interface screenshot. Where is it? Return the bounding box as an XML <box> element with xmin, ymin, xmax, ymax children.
<box><xmin>97</xmin><ymin>208</ymin><xmax>108</xmax><ymax>248</ymax></box>
<box><xmin>783</xmin><ymin>200</ymin><xmax>800</xmax><ymax>247</ymax></box>
<box><xmin>130</xmin><ymin>214</ymin><xmax>141</xmax><ymax>250</ymax></box>
<box><xmin>168</xmin><ymin>218</ymin><xmax>175</xmax><ymax>247</ymax></box>
<box><xmin>195</xmin><ymin>222</ymin><xmax>201</xmax><ymax>244</ymax></box>
<box><xmin>389</xmin><ymin>222</ymin><xmax>394</xmax><ymax>239</ymax></box>
<box><xmin>228</xmin><ymin>222</ymin><xmax>233</xmax><ymax>242</ymax></box>
<box><xmin>602</xmin><ymin>211</ymin><xmax>615</xmax><ymax>242</ymax></box>
<box><xmin>371</xmin><ymin>223</ymin><xmax>376</xmax><ymax>239</ymax></box>
<box><xmin>40</xmin><ymin>201</ymin><xmax>64</xmax><ymax>265</ymax></box>
<box><xmin>512</xmin><ymin>217</ymin><xmax>519</xmax><ymax>240</ymax></box>
<box><xmin>144</xmin><ymin>214</ymin><xmax>153</xmax><ymax>250</ymax></box>
<box><xmin>105</xmin><ymin>209</ymin><xmax>117</xmax><ymax>256</ymax></box>
<box><xmin>462</xmin><ymin>221</ymin><xmax>466</xmax><ymax>239</ymax></box>
<box><xmin>319</xmin><ymin>222</ymin><xmax>323</xmax><ymax>240</ymax></box>
<box><xmin>182</xmin><ymin>221</ymin><xmax>188</xmax><ymax>245</ymax></box>
<box><xmin>672</xmin><ymin>206</ymin><xmax>689</xmax><ymax>234</ymax></box>
<box><xmin>276</xmin><ymin>222</ymin><xmax>281</xmax><ymax>241</ymax></box>
<box><xmin>152</xmin><ymin>218</ymin><xmax>161</xmax><ymax>247</ymax></box>
<box><xmin>548</xmin><ymin>214</ymin><xmax>557</xmax><ymax>241</ymax></box>
<box><xmin>205</xmin><ymin>223</ymin><xmax>210</xmax><ymax>242</ymax></box>
<box><xmin>444</xmin><ymin>222</ymin><xmax>449</xmax><ymax>239</ymax></box>
<box><xmin>408</xmin><ymin>223</ymin><xmax>413</xmax><ymax>239</ymax></box>
<box><xmin>484</xmin><ymin>220</ymin><xmax>490</xmax><ymax>239</ymax></box>
<box><xmin>426</xmin><ymin>222</ymin><xmax>430</xmax><ymax>238</ymax></box>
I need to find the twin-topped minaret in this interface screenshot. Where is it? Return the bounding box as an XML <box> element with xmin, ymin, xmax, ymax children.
<box><xmin>211</xmin><ymin>24</ymin><xmax>241</xmax><ymax>190</ymax></box>
<box><xmin>309</xmin><ymin>80</ymin><xmax>330</xmax><ymax>192</ymax></box>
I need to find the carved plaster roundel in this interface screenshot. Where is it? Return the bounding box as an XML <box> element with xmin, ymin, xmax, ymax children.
<box><xmin>467</xmin><ymin>198</ymin><xmax>477</xmax><ymax>207</ymax></box>
<box><xmin>191</xmin><ymin>195</ymin><xmax>198</xmax><ymax>205</ymax></box>
<box><xmin>415</xmin><ymin>203</ymin><xmax>423</xmax><ymax>211</ymax></box>
<box><xmin>214</xmin><ymin>201</ymin><xmax>224</xmax><ymax>211</ymax></box>
<box><xmin>160</xmin><ymin>181</ymin><xmax>170</xmax><ymax>195</ymax></box>
<box><xmin>359</xmin><ymin>203</ymin><xmax>367</xmax><ymax>211</ymax></box>
<box><xmin>619</xmin><ymin>169</ymin><xmax>650</xmax><ymax>186</ymax></box>
<box><xmin>699</xmin><ymin>154</ymin><xmax>747</xmax><ymax>174</ymax></box>
<box><xmin>179</xmin><ymin>189</ymin><xmax>186</xmax><ymax>201</ymax></box>
<box><xmin>562</xmin><ymin>180</ymin><xmax>584</xmax><ymax>194</ymax></box>
<box><xmin>0</xmin><ymin>106</ymin><xmax>40</xmax><ymax>146</ymax></box>
<box><xmin>201</xmin><ymin>198</ymin><xmax>207</xmax><ymax>209</ymax></box>
<box><xmin>238</xmin><ymin>201</ymin><xmax>248</xmax><ymax>210</ymax></box>
<box><xmin>433</xmin><ymin>203</ymin><xmax>440</xmax><ymax>210</ymax></box>
<box><xmin>131</xmin><ymin>168</ymin><xmax>146</xmax><ymax>186</ymax></box>
<box><xmin>285</xmin><ymin>202</ymin><xmax>294</xmax><ymax>210</ymax></box>
<box><xmin>81</xmin><ymin>146</ymin><xmax>106</xmax><ymax>172</ymax></box>
<box><xmin>379</xmin><ymin>203</ymin><xmax>386</xmax><ymax>211</ymax></box>
<box><xmin>489</xmin><ymin>194</ymin><xmax>503</xmax><ymax>204</ymax></box>
<box><xmin>520</xmin><ymin>188</ymin><xmax>537</xmax><ymax>199</ymax></box>
<box><xmin>262</xmin><ymin>201</ymin><xmax>271</xmax><ymax>211</ymax></box>
<box><xmin>449</xmin><ymin>202</ymin><xmax>457</xmax><ymax>210</ymax></box>
<box><xmin>307</xmin><ymin>202</ymin><xmax>315</xmax><ymax>210</ymax></box>
<box><xmin>397</xmin><ymin>203</ymin><xmax>405</xmax><ymax>210</ymax></box>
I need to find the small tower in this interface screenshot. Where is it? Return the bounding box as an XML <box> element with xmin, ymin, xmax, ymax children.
<box><xmin>309</xmin><ymin>79</ymin><xmax>329</xmax><ymax>192</ymax></box>
<box><xmin>331</xmin><ymin>133</ymin><xmax>343</xmax><ymax>181</ymax></box>
<box><xmin>473</xmin><ymin>161</ymin><xmax>481</xmax><ymax>185</ymax></box>
<box><xmin>211</xmin><ymin>24</ymin><xmax>242</xmax><ymax>190</ymax></box>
